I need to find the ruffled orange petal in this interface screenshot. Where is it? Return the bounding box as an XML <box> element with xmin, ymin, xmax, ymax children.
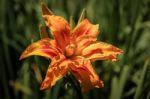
<box><xmin>40</xmin><ymin>54</ymin><xmax>70</xmax><ymax>90</ymax></box>
<box><xmin>70</xmin><ymin>56</ymin><xmax>104</xmax><ymax>92</ymax></box>
<box><xmin>43</xmin><ymin>14</ymin><xmax>70</xmax><ymax>51</ymax></box>
<box><xmin>20</xmin><ymin>38</ymin><xmax>59</xmax><ymax>60</ymax></box>
<box><xmin>75</xmin><ymin>36</ymin><xmax>96</xmax><ymax>55</ymax></box>
<box><xmin>82</xmin><ymin>42</ymin><xmax>123</xmax><ymax>62</ymax></box>
<box><xmin>72</xmin><ymin>19</ymin><xmax>99</xmax><ymax>41</ymax></box>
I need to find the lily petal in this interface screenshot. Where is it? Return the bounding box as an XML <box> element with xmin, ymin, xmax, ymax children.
<box><xmin>43</xmin><ymin>15</ymin><xmax>70</xmax><ymax>51</ymax></box>
<box><xmin>20</xmin><ymin>38</ymin><xmax>59</xmax><ymax>60</ymax></box>
<box><xmin>42</xmin><ymin>4</ymin><xmax>53</xmax><ymax>15</ymax></box>
<box><xmin>75</xmin><ymin>36</ymin><xmax>96</xmax><ymax>55</ymax></box>
<box><xmin>70</xmin><ymin>56</ymin><xmax>104</xmax><ymax>92</ymax></box>
<box><xmin>72</xmin><ymin>19</ymin><xmax>99</xmax><ymax>40</ymax></box>
<box><xmin>40</xmin><ymin>55</ymin><xmax>70</xmax><ymax>90</ymax></box>
<box><xmin>82</xmin><ymin>42</ymin><xmax>123</xmax><ymax>62</ymax></box>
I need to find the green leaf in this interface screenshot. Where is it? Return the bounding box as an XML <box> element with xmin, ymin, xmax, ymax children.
<box><xmin>134</xmin><ymin>59</ymin><xmax>149</xmax><ymax>99</ymax></box>
<box><xmin>69</xmin><ymin>16</ymin><xmax>76</xmax><ymax>30</ymax></box>
<box><xmin>77</xmin><ymin>9</ymin><xmax>87</xmax><ymax>24</ymax></box>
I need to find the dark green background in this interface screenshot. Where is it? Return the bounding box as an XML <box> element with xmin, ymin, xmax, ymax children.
<box><xmin>0</xmin><ymin>0</ymin><xmax>150</xmax><ymax>99</ymax></box>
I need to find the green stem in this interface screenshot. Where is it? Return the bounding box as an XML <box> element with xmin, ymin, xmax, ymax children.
<box><xmin>66</xmin><ymin>74</ymin><xmax>83</xmax><ymax>99</ymax></box>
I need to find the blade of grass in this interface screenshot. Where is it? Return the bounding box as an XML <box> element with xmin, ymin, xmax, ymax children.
<box><xmin>69</xmin><ymin>16</ymin><xmax>76</xmax><ymax>30</ymax></box>
<box><xmin>22</xmin><ymin>61</ymin><xmax>32</xmax><ymax>99</ymax></box>
<box><xmin>109</xmin><ymin>76</ymin><xmax>119</xmax><ymax>99</ymax></box>
<box><xmin>77</xmin><ymin>9</ymin><xmax>87</xmax><ymax>24</ymax></box>
<box><xmin>113</xmin><ymin>65</ymin><xmax>130</xmax><ymax>99</ymax></box>
<box><xmin>134</xmin><ymin>59</ymin><xmax>149</xmax><ymax>99</ymax></box>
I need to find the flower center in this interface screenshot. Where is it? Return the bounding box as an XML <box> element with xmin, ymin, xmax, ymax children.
<box><xmin>65</xmin><ymin>43</ymin><xmax>76</xmax><ymax>57</ymax></box>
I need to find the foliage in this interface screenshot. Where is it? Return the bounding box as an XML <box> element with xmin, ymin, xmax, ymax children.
<box><xmin>0</xmin><ymin>0</ymin><xmax>150</xmax><ymax>99</ymax></box>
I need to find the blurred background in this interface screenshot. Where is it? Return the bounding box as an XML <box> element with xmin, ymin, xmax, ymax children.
<box><xmin>0</xmin><ymin>0</ymin><xmax>150</xmax><ymax>99</ymax></box>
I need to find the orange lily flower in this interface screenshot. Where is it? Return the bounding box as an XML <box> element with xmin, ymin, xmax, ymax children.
<box><xmin>20</xmin><ymin>5</ymin><xmax>123</xmax><ymax>92</ymax></box>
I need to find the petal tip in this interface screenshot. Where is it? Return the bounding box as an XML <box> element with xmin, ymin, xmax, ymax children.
<box><xmin>19</xmin><ymin>55</ymin><xmax>23</xmax><ymax>60</ymax></box>
<box><xmin>42</xmin><ymin>3</ymin><xmax>53</xmax><ymax>15</ymax></box>
<box><xmin>100</xmin><ymin>80</ymin><xmax>104</xmax><ymax>87</ymax></box>
<box><xmin>19</xmin><ymin>53</ymin><xmax>27</xmax><ymax>60</ymax></box>
<box><xmin>120</xmin><ymin>50</ymin><xmax>124</xmax><ymax>54</ymax></box>
<box><xmin>94</xmin><ymin>80</ymin><xmax>104</xmax><ymax>88</ymax></box>
<box><xmin>40</xmin><ymin>82</ymin><xmax>49</xmax><ymax>90</ymax></box>
<box><xmin>19</xmin><ymin>50</ymin><xmax>31</xmax><ymax>60</ymax></box>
